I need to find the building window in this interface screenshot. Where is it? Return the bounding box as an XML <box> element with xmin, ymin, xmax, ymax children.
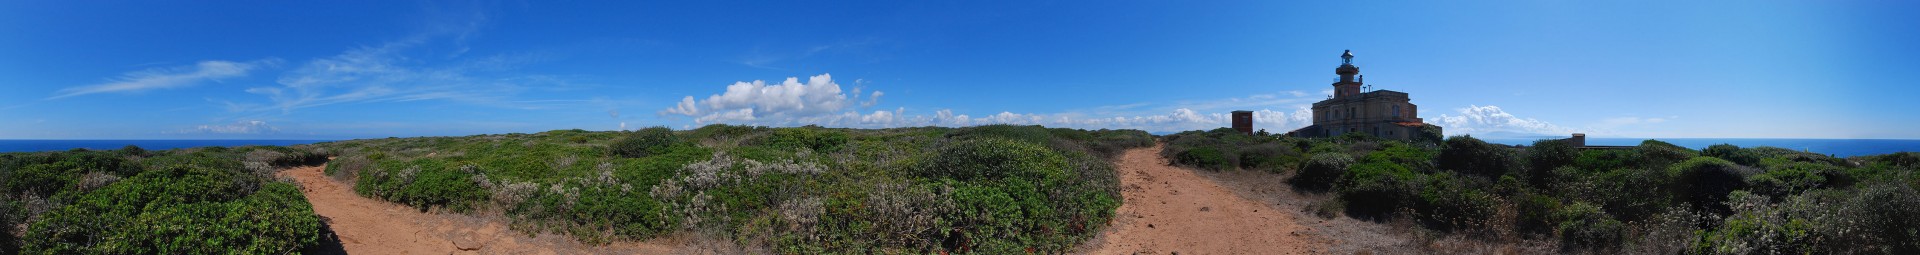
<box><xmin>1393</xmin><ymin>105</ymin><xmax>1401</xmax><ymax>118</ymax></box>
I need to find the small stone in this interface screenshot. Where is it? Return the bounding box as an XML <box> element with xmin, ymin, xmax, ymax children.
<box><xmin>452</xmin><ymin>237</ymin><xmax>484</xmax><ymax>251</ymax></box>
<box><xmin>1199</xmin><ymin>207</ymin><xmax>1210</xmax><ymax>212</ymax></box>
<box><xmin>1148</xmin><ymin>224</ymin><xmax>1155</xmax><ymax>228</ymax></box>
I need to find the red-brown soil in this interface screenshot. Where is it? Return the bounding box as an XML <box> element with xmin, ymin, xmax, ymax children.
<box><xmin>1077</xmin><ymin>144</ymin><xmax>1335</xmax><ymax>254</ymax></box>
<box><xmin>280</xmin><ymin>164</ymin><xmax>704</xmax><ymax>254</ymax></box>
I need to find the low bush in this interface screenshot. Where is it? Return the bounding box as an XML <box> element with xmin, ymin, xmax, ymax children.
<box><xmin>1635</xmin><ymin>140</ymin><xmax>1698</xmax><ymax>169</ymax></box>
<box><xmin>1525</xmin><ymin>139</ymin><xmax>1578</xmax><ymax>187</ymax></box>
<box><xmin>945</xmin><ymin>124</ymin><xmax>1053</xmax><ymax>146</ymax></box>
<box><xmin>1173</xmin><ymin>147</ymin><xmax>1231</xmax><ymax>171</ymax></box>
<box><xmin>1514</xmin><ymin>193</ymin><xmax>1561</xmax><ymax>236</ymax></box>
<box><xmin>1438</xmin><ymin>136</ymin><xmax>1517</xmax><ymax>177</ymax></box>
<box><xmin>20</xmin><ymin>154</ymin><xmax>322</xmax><ymax>254</ymax></box>
<box><xmin>1413</xmin><ymin>172</ymin><xmax>1497</xmax><ymax>232</ymax></box>
<box><xmin>1745</xmin><ymin>161</ymin><xmax>1835</xmax><ymax>198</ymax></box>
<box><xmin>354</xmin><ymin>158</ymin><xmax>489</xmax><ymax>212</ymax></box>
<box><xmin>914</xmin><ymin>138</ymin><xmax>1068</xmax><ymax>182</ymax></box>
<box><xmin>1237</xmin><ymin>143</ymin><xmax>1302</xmax><ymax>173</ymax></box>
<box><xmin>119</xmin><ymin>145</ymin><xmax>147</xmax><ymax>157</ymax></box>
<box><xmin>1290</xmin><ymin>153</ymin><xmax>1353</xmax><ymax>191</ymax></box>
<box><xmin>1669</xmin><ymin>157</ymin><xmax>1753</xmax><ymax>215</ymax></box>
<box><xmin>1834</xmin><ymin>181</ymin><xmax>1920</xmax><ymax>253</ymax></box>
<box><xmin>1337</xmin><ymin>160</ymin><xmax>1418</xmax><ymax>219</ymax></box>
<box><xmin>762</xmin><ymin>127</ymin><xmax>850</xmax><ymax>153</ymax></box>
<box><xmin>1555</xmin><ymin>202</ymin><xmax>1624</xmax><ymax>252</ymax></box>
<box><xmin>1702</xmin><ymin>144</ymin><xmax>1761</xmax><ymax>167</ymax></box>
<box><xmin>610</xmin><ymin>127</ymin><xmax>681</xmax><ymax>158</ymax></box>
<box><xmin>0</xmin><ymin>195</ymin><xmax>16</xmax><ymax>252</ymax></box>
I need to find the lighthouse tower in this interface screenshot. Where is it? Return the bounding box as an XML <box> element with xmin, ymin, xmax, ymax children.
<box><xmin>1333</xmin><ymin>50</ymin><xmax>1363</xmax><ymax>98</ymax></box>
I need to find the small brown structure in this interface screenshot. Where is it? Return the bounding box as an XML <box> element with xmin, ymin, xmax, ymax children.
<box><xmin>1231</xmin><ymin>110</ymin><xmax>1254</xmax><ymax>135</ymax></box>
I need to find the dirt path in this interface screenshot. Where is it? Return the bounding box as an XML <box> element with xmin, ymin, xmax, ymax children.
<box><xmin>1080</xmin><ymin>144</ymin><xmax>1332</xmax><ymax>254</ymax></box>
<box><xmin>280</xmin><ymin>164</ymin><xmax>689</xmax><ymax>254</ymax></box>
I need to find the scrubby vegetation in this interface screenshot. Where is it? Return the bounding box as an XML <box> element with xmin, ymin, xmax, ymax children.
<box><xmin>1163</xmin><ymin>129</ymin><xmax>1920</xmax><ymax>254</ymax></box>
<box><xmin>0</xmin><ymin>145</ymin><xmax>329</xmax><ymax>254</ymax></box>
<box><xmin>306</xmin><ymin>124</ymin><xmax>1152</xmax><ymax>253</ymax></box>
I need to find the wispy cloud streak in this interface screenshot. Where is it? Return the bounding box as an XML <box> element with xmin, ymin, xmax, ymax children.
<box><xmin>52</xmin><ymin>60</ymin><xmax>276</xmax><ymax>99</ymax></box>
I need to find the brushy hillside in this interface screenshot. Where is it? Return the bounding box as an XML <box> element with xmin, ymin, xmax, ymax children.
<box><xmin>0</xmin><ymin>145</ymin><xmax>329</xmax><ymax>254</ymax></box>
<box><xmin>306</xmin><ymin>124</ymin><xmax>1152</xmax><ymax>253</ymax></box>
<box><xmin>1163</xmin><ymin>128</ymin><xmax>1920</xmax><ymax>254</ymax></box>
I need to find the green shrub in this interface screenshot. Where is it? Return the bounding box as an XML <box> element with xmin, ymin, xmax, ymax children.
<box><xmin>611</xmin><ymin>127</ymin><xmax>681</xmax><ymax>158</ymax></box>
<box><xmin>1702</xmin><ymin>144</ymin><xmax>1761</xmax><ymax>167</ymax></box>
<box><xmin>1573</xmin><ymin>149</ymin><xmax>1635</xmax><ymax>173</ymax></box>
<box><xmin>764</xmin><ymin>127</ymin><xmax>850</xmax><ymax>152</ymax></box>
<box><xmin>1080</xmin><ymin>129</ymin><xmax>1154</xmax><ymax>159</ymax></box>
<box><xmin>1636</xmin><ymin>140</ymin><xmax>1698</xmax><ymax>169</ymax></box>
<box><xmin>1870</xmin><ymin>152</ymin><xmax>1920</xmax><ymax>169</ymax></box>
<box><xmin>1515</xmin><ymin>193</ymin><xmax>1561</xmax><ymax>236</ymax></box>
<box><xmin>1364</xmin><ymin>142</ymin><xmax>1436</xmax><ymax>172</ymax></box>
<box><xmin>1693</xmin><ymin>191</ymin><xmax>1823</xmax><ymax>255</ymax></box>
<box><xmin>1669</xmin><ymin>157</ymin><xmax>1752</xmax><ymax>215</ymax></box>
<box><xmin>119</xmin><ymin>145</ymin><xmax>147</xmax><ymax>157</ymax></box>
<box><xmin>22</xmin><ymin>163</ymin><xmax>322</xmax><ymax>254</ymax></box>
<box><xmin>1556</xmin><ymin>202</ymin><xmax>1624</xmax><ymax>252</ymax></box>
<box><xmin>1586</xmin><ymin>167</ymin><xmax>1672</xmax><ymax>222</ymax></box>
<box><xmin>1337</xmin><ymin>160</ymin><xmax>1418</xmax><ymax>219</ymax></box>
<box><xmin>355</xmin><ymin>158</ymin><xmax>488</xmax><ymax>212</ymax></box>
<box><xmin>1237</xmin><ymin>143</ymin><xmax>1302</xmax><ymax>173</ymax></box>
<box><xmin>0</xmin><ymin>195</ymin><xmax>16</xmax><ymax>252</ymax></box>
<box><xmin>947</xmin><ymin>125</ymin><xmax>1053</xmax><ymax>146</ymax></box>
<box><xmin>1413</xmin><ymin>125</ymin><xmax>1445</xmax><ymax>145</ymax></box>
<box><xmin>1290</xmin><ymin>153</ymin><xmax>1353</xmax><ymax>191</ymax></box>
<box><xmin>1174</xmin><ymin>147</ymin><xmax>1231</xmax><ymax>171</ymax></box>
<box><xmin>913</xmin><ymin>138</ymin><xmax>1068</xmax><ymax>183</ymax></box>
<box><xmin>907</xmin><ymin>136</ymin><xmax>1113</xmax><ymax>253</ymax></box>
<box><xmin>1746</xmin><ymin>161</ymin><xmax>1834</xmax><ymax>198</ymax></box>
<box><xmin>1438</xmin><ymin>136</ymin><xmax>1517</xmax><ymax>177</ymax></box>
<box><xmin>1835</xmin><ymin>181</ymin><xmax>1920</xmax><ymax>253</ymax></box>
<box><xmin>1414</xmin><ymin>172</ymin><xmax>1497</xmax><ymax>232</ymax></box>
<box><xmin>687</xmin><ymin>124</ymin><xmax>765</xmax><ymax>141</ymax></box>
<box><xmin>1525</xmin><ymin>139</ymin><xmax>1578</xmax><ymax>187</ymax></box>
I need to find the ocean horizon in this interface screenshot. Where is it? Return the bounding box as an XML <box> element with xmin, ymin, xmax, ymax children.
<box><xmin>0</xmin><ymin>139</ymin><xmax>334</xmax><ymax>153</ymax></box>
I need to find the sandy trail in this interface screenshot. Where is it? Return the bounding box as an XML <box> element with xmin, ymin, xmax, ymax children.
<box><xmin>280</xmin><ymin>164</ymin><xmax>687</xmax><ymax>255</ymax></box>
<box><xmin>1080</xmin><ymin>144</ymin><xmax>1331</xmax><ymax>254</ymax></box>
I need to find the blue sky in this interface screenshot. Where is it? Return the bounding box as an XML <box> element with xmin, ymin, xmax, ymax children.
<box><xmin>3</xmin><ymin>1</ymin><xmax>1916</xmax><ymax>139</ymax></box>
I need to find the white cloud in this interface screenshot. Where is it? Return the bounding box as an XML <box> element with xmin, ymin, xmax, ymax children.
<box><xmin>862</xmin><ymin>91</ymin><xmax>884</xmax><ymax>107</ymax></box>
<box><xmin>661</xmin><ymin>73</ymin><xmax>877</xmax><ymax>125</ymax></box>
<box><xmin>53</xmin><ymin>60</ymin><xmax>275</xmax><ymax>99</ymax></box>
<box><xmin>1437</xmin><ymin>105</ymin><xmax>1575</xmax><ymax>137</ymax></box>
<box><xmin>661</xmin><ymin>76</ymin><xmax>1329</xmax><ymax>133</ymax></box>
<box><xmin>192</xmin><ymin>120</ymin><xmax>280</xmax><ymax>134</ymax></box>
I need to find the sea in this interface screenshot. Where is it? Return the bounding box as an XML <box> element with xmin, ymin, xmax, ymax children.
<box><xmin>0</xmin><ymin>140</ymin><xmax>334</xmax><ymax>153</ymax></box>
<box><xmin>1481</xmin><ymin>138</ymin><xmax>1920</xmax><ymax>158</ymax></box>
